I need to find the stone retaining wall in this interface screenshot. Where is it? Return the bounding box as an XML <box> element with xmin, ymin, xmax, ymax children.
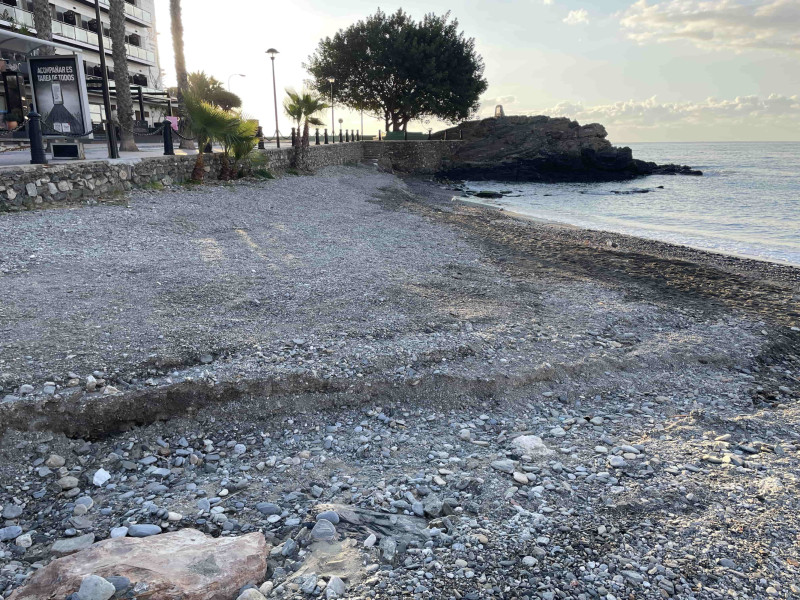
<box><xmin>364</xmin><ymin>141</ymin><xmax>461</xmax><ymax>174</ymax></box>
<box><xmin>0</xmin><ymin>141</ymin><xmax>454</xmax><ymax>211</ymax></box>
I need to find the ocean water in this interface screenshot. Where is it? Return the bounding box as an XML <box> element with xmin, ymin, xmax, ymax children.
<box><xmin>463</xmin><ymin>142</ymin><xmax>800</xmax><ymax>266</ymax></box>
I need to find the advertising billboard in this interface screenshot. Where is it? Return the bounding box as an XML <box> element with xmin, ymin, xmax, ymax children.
<box><xmin>28</xmin><ymin>55</ymin><xmax>93</xmax><ymax>138</ymax></box>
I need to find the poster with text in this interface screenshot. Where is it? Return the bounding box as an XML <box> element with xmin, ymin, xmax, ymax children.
<box><xmin>29</xmin><ymin>55</ymin><xmax>93</xmax><ymax>138</ymax></box>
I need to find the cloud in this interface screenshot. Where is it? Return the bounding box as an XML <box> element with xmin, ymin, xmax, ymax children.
<box><xmin>563</xmin><ymin>8</ymin><xmax>589</xmax><ymax>24</ymax></box>
<box><xmin>543</xmin><ymin>0</ymin><xmax>555</xmax><ymax>5</ymax></box>
<box><xmin>531</xmin><ymin>94</ymin><xmax>800</xmax><ymax>131</ymax></box>
<box><xmin>620</xmin><ymin>0</ymin><xmax>800</xmax><ymax>53</ymax></box>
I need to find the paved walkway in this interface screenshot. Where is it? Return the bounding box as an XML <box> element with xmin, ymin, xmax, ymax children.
<box><xmin>0</xmin><ymin>141</ymin><xmax>283</xmax><ymax>169</ymax></box>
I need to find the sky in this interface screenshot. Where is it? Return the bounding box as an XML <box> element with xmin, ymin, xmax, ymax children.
<box><xmin>153</xmin><ymin>0</ymin><xmax>800</xmax><ymax>143</ymax></box>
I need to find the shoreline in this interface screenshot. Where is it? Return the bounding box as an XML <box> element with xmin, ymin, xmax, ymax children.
<box><xmin>452</xmin><ymin>194</ymin><xmax>800</xmax><ymax>271</ymax></box>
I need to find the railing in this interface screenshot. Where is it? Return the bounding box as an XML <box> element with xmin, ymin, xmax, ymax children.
<box><xmin>0</xmin><ymin>7</ymin><xmax>34</xmax><ymax>28</ymax></box>
<box><xmin>93</xmin><ymin>0</ymin><xmax>153</xmax><ymax>24</ymax></box>
<box><xmin>51</xmin><ymin>21</ymin><xmax>155</xmax><ymax>63</ymax></box>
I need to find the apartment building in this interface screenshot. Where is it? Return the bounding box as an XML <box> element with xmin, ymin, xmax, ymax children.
<box><xmin>0</xmin><ymin>0</ymin><xmax>168</xmax><ymax>128</ymax></box>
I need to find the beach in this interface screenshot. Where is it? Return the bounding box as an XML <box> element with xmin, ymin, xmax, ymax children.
<box><xmin>0</xmin><ymin>165</ymin><xmax>798</xmax><ymax>598</ymax></box>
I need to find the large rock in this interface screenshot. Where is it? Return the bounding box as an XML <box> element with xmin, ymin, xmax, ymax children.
<box><xmin>437</xmin><ymin>115</ymin><xmax>701</xmax><ymax>182</ymax></box>
<box><xmin>9</xmin><ymin>529</ymin><xmax>268</xmax><ymax>600</ymax></box>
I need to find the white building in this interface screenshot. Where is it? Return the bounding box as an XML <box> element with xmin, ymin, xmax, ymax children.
<box><xmin>0</xmin><ymin>0</ymin><xmax>170</xmax><ymax>128</ymax></box>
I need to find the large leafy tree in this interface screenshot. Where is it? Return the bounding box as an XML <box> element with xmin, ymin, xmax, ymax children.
<box><xmin>110</xmin><ymin>0</ymin><xmax>138</xmax><ymax>151</ymax></box>
<box><xmin>305</xmin><ymin>9</ymin><xmax>487</xmax><ymax>132</ymax></box>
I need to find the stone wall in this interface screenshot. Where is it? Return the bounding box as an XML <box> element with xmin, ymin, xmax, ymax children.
<box><xmin>0</xmin><ymin>141</ymin><xmax>454</xmax><ymax>211</ymax></box>
<box><xmin>363</xmin><ymin>141</ymin><xmax>461</xmax><ymax>174</ymax></box>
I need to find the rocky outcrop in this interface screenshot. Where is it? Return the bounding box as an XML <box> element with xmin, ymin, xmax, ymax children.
<box><xmin>9</xmin><ymin>530</ymin><xmax>268</xmax><ymax>600</ymax></box>
<box><xmin>437</xmin><ymin>115</ymin><xmax>701</xmax><ymax>182</ymax></box>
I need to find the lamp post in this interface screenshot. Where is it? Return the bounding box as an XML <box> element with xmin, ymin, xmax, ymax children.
<box><xmin>327</xmin><ymin>77</ymin><xmax>335</xmax><ymax>143</ymax></box>
<box><xmin>228</xmin><ymin>73</ymin><xmax>245</xmax><ymax>93</ymax></box>
<box><xmin>266</xmin><ymin>49</ymin><xmax>280</xmax><ymax>148</ymax></box>
<box><xmin>94</xmin><ymin>0</ymin><xmax>118</xmax><ymax>158</ymax></box>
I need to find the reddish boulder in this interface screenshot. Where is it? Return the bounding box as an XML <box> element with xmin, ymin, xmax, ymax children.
<box><xmin>10</xmin><ymin>529</ymin><xmax>268</xmax><ymax>600</ymax></box>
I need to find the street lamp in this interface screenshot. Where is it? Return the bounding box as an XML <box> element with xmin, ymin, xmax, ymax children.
<box><xmin>228</xmin><ymin>73</ymin><xmax>246</xmax><ymax>93</ymax></box>
<box><xmin>328</xmin><ymin>77</ymin><xmax>335</xmax><ymax>143</ymax></box>
<box><xmin>266</xmin><ymin>49</ymin><xmax>280</xmax><ymax>148</ymax></box>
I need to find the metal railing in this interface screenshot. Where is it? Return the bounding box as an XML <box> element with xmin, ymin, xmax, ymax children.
<box><xmin>51</xmin><ymin>21</ymin><xmax>155</xmax><ymax>63</ymax></box>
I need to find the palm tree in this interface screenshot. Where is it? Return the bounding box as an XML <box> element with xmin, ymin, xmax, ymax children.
<box><xmin>169</xmin><ymin>0</ymin><xmax>194</xmax><ymax>149</ymax></box>
<box><xmin>183</xmin><ymin>94</ymin><xmax>238</xmax><ymax>182</ymax></box>
<box><xmin>283</xmin><ymin>89</ymin><xmax>327</xmax><ymax>147</ymax></box>
<box><xmin>31</xmin><ymin>0</ymin><xmax>54</xmax><ymax>55</ymax></box>
<box><xmin>109</xmin><ymin>0</ymin><xmax>138</xmax><ymax>151</ymax></box>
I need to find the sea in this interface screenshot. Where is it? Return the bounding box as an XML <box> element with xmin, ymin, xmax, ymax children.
<box><xmin>462</xmin><ymin>142</ymin><xmax>800</xmax><ymax>266</ymax></box>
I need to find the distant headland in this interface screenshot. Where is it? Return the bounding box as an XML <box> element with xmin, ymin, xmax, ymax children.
<box><xmin>437</xmin><ymin>115</ymin><xmax>702</xmax><ymax>182</ymax></box>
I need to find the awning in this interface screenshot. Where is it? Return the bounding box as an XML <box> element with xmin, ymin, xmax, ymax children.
<box><xmin>0</xmin><ymin>28</ymin><xmax>82</xmax><ymax>58</ymax></box>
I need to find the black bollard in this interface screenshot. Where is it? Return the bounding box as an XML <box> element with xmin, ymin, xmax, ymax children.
<box><xmin>204</xmin><ymin>141</ymin><xmax>212</xmax><ymax>153</ymax></box>
<box><xmin>315</xmin><ymin>128</ymin><xmax>320</xmax><ymax>145</ymax></box>
<box><xmin>339</xmin><ymin>129</ymin><xmax>343</xmax><ymax>143</ymax></box>
<box><xmin>291</xmin><ymin>127</ymin><xmax>296</xmax><ymax>147</ymax></box>
<box><xmin>28</xmin><ymin>110</ymin><xmax>47</xmax><ymax>165</ymax></box>
<box><xmin>378</xmin><ymin>130</ymin><xmax>382</xmax><ymax>141</ymax></box>
<box><xmin>459</xmin><ymin>129</ymin><xmax>463</xmax><ymax>140</ymax></box>
<box><xmin>258</xmin><ymin>138</ymin><xmax>265</xmax><ymax>150</ymax></box>
<box><xmin>428</xmin><ymin>129</ymin><xmax>432</xmax><ymax>140</ymax></box>
<box><xmin>443</xmin><ymin>130</ymin><xmax>447</xmax><ymax>141</ymax></box>
<box><xmin>324</xmin><ymin>129</ymin><xmax>329</xmax><ymax>144</ymax></box>
<box><xmin>357</xmin><ymin>130</ymin><xmax>360</xmax><ymax>141</ymax></box>
<box><xmin>404</xmin><ymin>125</ymin><xmax>408</xmax><ymax>141</ymax></box>
<box><xmin>163</xmin><ymin>120</ymin><xmax>175</xmax><ymax>156</ymax></box>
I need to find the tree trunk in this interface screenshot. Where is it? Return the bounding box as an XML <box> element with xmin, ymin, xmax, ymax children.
<box><xmin>31</xmin><ymin>0</ymin><xmax>55</xmax><ymax>56</ymax></box>
<box><xmin>170</xmin><ymin>0</ymin><xmax>195</xmax><ymax>150</ymax></box>
<box><xmin>109</xmin><ymin>0</ymin><xmax>138</xmax><ymax>151</ymax></box>
<box><xmin>191</xmin><ymin>152</ymin><xmax>205</xmax><ymax>182</ymax></box>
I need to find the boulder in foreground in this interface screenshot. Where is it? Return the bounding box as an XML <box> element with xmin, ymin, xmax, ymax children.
<box><xmin>9</xmin><ymin>529</ymin><xmax>268</xmax><ymax>600</ymax></box>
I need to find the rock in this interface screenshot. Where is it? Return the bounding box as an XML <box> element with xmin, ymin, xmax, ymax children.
<box><xmin>51</xmin><ymin>533</ymin><xmax>96</xmax><ymax>556</ymax></box>
<box><xmin>46</xmin><ymin>454</ymin><xmax>66</xmax><ymax>468</ymax></box>
<box><xmin>15</xmin><ymin>533</ymin><xmax>32</xmax><ymax>548</ymax></box>
<box><xmin>110</xmin><ymin>527</ymin><xmax>128</xmax><ymax>538</ymax></box>
<box><xmin>86</xmin><ymin>375</ymin><xmax>97</xmax><ymax>391</ymax></box>
<box><xmin>491</xmin><ymin>459</ymin><xmax>516</xmax><ymax>474</ymax></box>
<box><xmin>256</xmin><ymin>502</ymin><xmax>281</xmax><ymax>515</ymax></box>
<box><xmin>78</xmin><ymin>575</ymin><xmax>116</xmax><ymax>600</ymax></box>
<box><xmin>127</xmin><ymin>524</ymin><xmax>162</xmax><ymax>537</ymax></box>
<box><xmin>513</xmin><ymin>472</ymin><xmax>529</xmax><ymax>485</ymax></box>
<box><xmin>0</xmin><ymin>526</ymin><xmax>23</xmax><ymax>542</ymax></box>
<box><xmin>364</xmin><ymin>533</ymin><xmax>377</xmax><ymax>547</ymax></box>
<box><xmin>237</xmin><ymin>590</ymin><xmax>266</xmax><ymax>600</ymax></box>
<box><xmin>608</xmin><ymin>456</ymin><xmax>627</xmax><ymax>468</ymax></box>
<box><xmin>437</xmin><ymin>115</ymin><xmax>702</xmax><ymax>182</ymax></box>
<box><xmin>18</xmin><ymin>384</ymin><xmax>34</xmax><ymax>394</ymax></box>
<box><xmin>2</xmin><ymin>504</ymin><xmax>23</xmax><ymax>519</ymax></box>
<box><xmin>93</xmin><ymin>468</ymin><xmax>111</xmax><ymax>487</ymax></box>
<box><xmin>327</xmin><ymin>576</ymin><xmax>346</xmax><ymax>597</ymax></box>
<box><xmin>316</xmin><ymin>510</ymin><xmax>340</xmax><ymax>525</ymax></box>
<box><xmin>9</xmin><ymin>529</ymin><xmax>268</xmax><ymax>600</ymax></box>
<box><xmin>58</xmin><ymin>476</ymin><xmax>79</xmax><ymax>490</ymax></box>
<box><xmin>512</xmin><ymin>435</ymin><xmax>554</xmax><ymax>459</ymax></box>
<box><xmin>311</xmin><ymin>519</ymin><xmax>336</xmax><ymax>541</ymax></box>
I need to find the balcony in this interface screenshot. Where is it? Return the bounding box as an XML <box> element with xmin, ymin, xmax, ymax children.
<box><xmin>0</xmin><ymin>5</ymin><xmax>155</xmax><ymax>64</ymax></box>
<box><xmin>97</xmin><ymin>0</ymin><xmax>152</xmax><ymax>25</ymax></box>
<box><xmin>50</xmin><ymin>20</ymin><xmax>156</xmax><ymax>64</ymax></box>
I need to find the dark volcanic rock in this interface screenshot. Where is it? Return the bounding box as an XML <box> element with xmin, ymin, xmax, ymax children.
<box><xmin>437</xmin><ymin>115</ymin><xmax>701</xmax><ymax>182</ymax></box>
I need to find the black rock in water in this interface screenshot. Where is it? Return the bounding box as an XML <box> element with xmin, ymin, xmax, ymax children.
<box><xmin>436</xmin><ymin>116</ymin><xmax>702</xmax><ymax>182</ymax></box>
